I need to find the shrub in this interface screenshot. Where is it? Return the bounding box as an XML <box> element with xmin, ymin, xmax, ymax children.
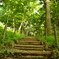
<box><xmin>37</xmin><ymin>35</ymin><xmax>56</xmax><ymax>46</ymax></box>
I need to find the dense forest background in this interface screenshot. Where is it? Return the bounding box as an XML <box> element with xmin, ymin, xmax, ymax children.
<box><xmin>0</xmin><ymin>0</ymin><xmax>59</xmax><ymax>54</ymax></box>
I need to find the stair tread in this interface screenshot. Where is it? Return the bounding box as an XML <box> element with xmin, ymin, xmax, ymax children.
<box><xmin>19</xmin><ymin>40</ymin><xmax>38</xmax><ymax>41</ymax></box>
<box><xmin>18</xmin><ymin>41</ymin><xmax>43</xmax><ymax>45</ymax></box>
<box><xmin>19</xmin><ymin>37</ymin><xmax>38</xmax><ymax>41</ymax></box>
<box><xmin>14</xmin><ymin>44</ymin><xmax>44</xmax><ymax>48</ymax></box>
<box><xmin>21</xmin><ymin>55</ymin><xmax>44</xmax><ymax>58</ymax></box>
<box><xmin>24</xmin><ymin>36</ymin><xmax>37</xmax><ymax>38</ymax></box>
<box><xmin>9</xmin><ymin>49</ymin><xmax>52</xmax><ymax>55</ymax></box>
<box><xmin>19</xmin><ymin>41</ymin><xmax>41</xmax><ymax>42</ymax></box>
<box><xmin>15</xmin><ymin>47</ymin><xmax>43</xmax><ymax>50</ymax></box>
<box><xmin>15</xmin><ymin>47</ymin><xmax>43</xmax><ymax>49</ymax></box>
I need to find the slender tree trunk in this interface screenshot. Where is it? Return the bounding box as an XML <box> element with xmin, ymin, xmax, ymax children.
<box><xmin>12</xmin><ymin>18</ymin><xmax>15</xmax><ymax>33</ymax></box>
<box><xmin>14</xmin><ymin>28</ymin><xmax>16</xmax><ymax>34</ymax></box>
<box><xmin>54</xmin><ymin>25</ymin><xmax>58</xmax><ymax>46</ymax></box>
<box><xmin>18</xmin><ymin>22</ymin><xmax>23</xmax><ymax>34</ymax></box>
<box><xmin>18</xmin><ymin>14</ymin><xmax>24</xmax><ymax>34</ymax></box>
<box><xmin>3</xmin><ymin>20</ymin><xmax>8</xmax><ymax>39</ymax></box>
<box><xmin>45</xmin><ymin>0</ymin><xmax>52</xmax><ymax>36</ymax></box>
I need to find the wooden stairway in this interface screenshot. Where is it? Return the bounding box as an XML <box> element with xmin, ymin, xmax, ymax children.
<box><xmin>9</xmin><ymin>36</ymin><xmax>54</xmax><ymax>59</ymax></box>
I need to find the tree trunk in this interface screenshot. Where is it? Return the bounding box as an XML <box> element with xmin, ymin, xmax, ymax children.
<box><xmin>18</xmin><ymin>22</ymin><xmax>23</xmax><ymax>34</ymax></box>
<box><xmin>45</xmin><ymin>0</ymin><xmax>52</xmax><ymax>36</ymax></box>
<box><xmin>54</xmin><ymin>25</ymin><xmax>58</xmax><ymax>46</ymax></box>
<box><xmin>45</xmin><ymin>28</ymin><xmax>47</xmax><ymax>39</ymax></box>
<box><xmin>3</xmin><ymin>20</ymin><xmax>8</xmax><ymax>39</ymax></box>
<box><xmin>18</xmin><ymin>14</ymin><xmax>24</xmax><ymax>34</ymax></box>
<box><xmin>12</xmin><ymin>18</ymin><xmax>15</xmax><ymax>33</ymax></box>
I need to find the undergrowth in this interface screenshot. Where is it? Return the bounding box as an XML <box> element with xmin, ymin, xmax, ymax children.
<box><xmin>37</xmin><ymin>35</ymin><xmax>56</xmax><ymax>47</ymax></box>
<box><xmin>0</xmin><ymin>26</ymin><xmax>25</xmax><ymax>48</ymax></box>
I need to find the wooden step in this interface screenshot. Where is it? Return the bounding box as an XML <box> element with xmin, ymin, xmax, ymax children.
<box><xmin>9</xmin><ymin>49</ymin><xmax>52</xmax><ymax>55</ymax></box>
<box><xmin>17</xmin><ymin>39</ymin><xmax>38</xmax><ymax>42</ymax></box>
<box><xmin>15</xmin><ymin>47</ymin><xmax>43</xmax><ymax>50</ymax></box>
<box><xmin>21</xmin><ymin>55</ymin><xmax>44</xmax><ymax>58</ymax></box>
<box><xmin>24</xmin><ymin>36</ymin><xmax>38</xmax><ymax>39</ymax></box>
<box><xmin>18</xmin><ymin>41</ymin><xmax>44</xmax><ymax>45</ymax></box>
<box><xmin>6</xmin><ymin>56</ymin><xmax>44</xmax><ymax>59</ymax></box>
<box><xmin>14</xmin><ymin>44</ymin><xmax>44</xmax><ymax>48</ymax></box>
<box><xmin>18</xmin><ymin>36</ymin><xmax>38</xmax><ymax>42</ymax></box>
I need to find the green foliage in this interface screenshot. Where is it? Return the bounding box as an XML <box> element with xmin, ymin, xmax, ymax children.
<box><xmin>0</xmin><ymin>0</ymin><xmax>59</xmax><ymax>58</ymax></box>
<box><xmin>37</xmin><ymin>35</ymin><xmax>56</xmax><ymax>46</ymax></box>
<box><xmin>0</xmin><ymin>49</ymin><xmax>14</xmax><ymax>57</ymax></box>
<box><xmin>46</xmin><ymin>36</ymin><xmax>56</xmax><ymax>46</ymax></box>
<box><xmin>0</xmin><ymin>26</ymin><xmax>3</xmax><ymax>39</ymax></box>
<box><xmin>0</xmin><ymin>26</ymin><xmax>25</xmax><ymax>47</ymax></box>
<box><xmin>57</xmin><ymin>36</ymin><xmax>59</xmax><ymax>48</ymax></box>
<box><xmin>4</xmin><ymin>31</ymin><xmax>25</xmax><ymax>44</ymax></box>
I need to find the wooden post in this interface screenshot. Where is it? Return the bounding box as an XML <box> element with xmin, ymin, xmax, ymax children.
<box><xmin>12</xmin><ymin>42</ymin><xmax>14</xmax><ymax>47</ymax></box>
<box><xmin>54</xmin><ymin>25</ymin><xmax>58</xmax><ymax>46</ymax></box>
<box><xmin>52</xmin><ymin>50</ymin><xmax>57</xmax><ymax>59</ymax></box>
